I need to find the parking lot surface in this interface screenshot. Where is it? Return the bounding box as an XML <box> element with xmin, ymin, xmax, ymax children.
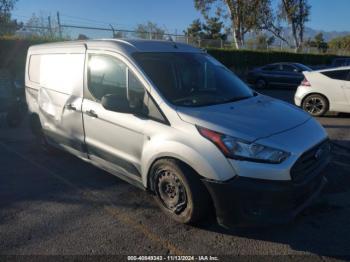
<box><xmin>1</xmin><ymin>89</ymin><xmax>350</xmax><ymax>259</ymax></box>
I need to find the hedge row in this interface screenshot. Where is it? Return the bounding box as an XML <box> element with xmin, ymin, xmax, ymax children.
<box><xmin>0</xmin><ymin>39</ymin><xmax>342</xmax><ymax>77</ymax></box>
<box><xmin>207</xmin><ymin>48</ymin><xmax>339</xmax><ymax>76</ymax></box>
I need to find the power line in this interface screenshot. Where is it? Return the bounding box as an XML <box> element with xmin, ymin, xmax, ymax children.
<box><xmin>12</xmin><ymin>12</ymin><xmax>180</xmax><ymax>33</ymax></box>
<box><xmin>60</xmin><ymin>13</ymin><xmax>115</xmax><ymax>26</ymax></box>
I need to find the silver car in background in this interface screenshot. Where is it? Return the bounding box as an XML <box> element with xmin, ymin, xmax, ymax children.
<box><xmin>26</xmin><ymin>40</ymin><xmax>330</xmax><ymax>227</ymax></box>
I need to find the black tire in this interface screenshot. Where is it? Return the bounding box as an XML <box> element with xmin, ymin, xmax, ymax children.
<box><xmin>150</xmin><ymin>159</ymin><xmax>211</xmax><ymax>224</ymax></box>
<box><xmin>255</xmin><ymin>78</ymin><xmax>267</xmax><ymax>89</ymax></box>
<box><xmin>302</xmin><ymin>94</ymin><xmax>329</xmax><ymax>117</ymax></box>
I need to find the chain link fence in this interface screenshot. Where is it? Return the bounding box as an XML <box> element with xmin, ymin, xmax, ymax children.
<box><xmin>4</xmin><ymin>22</ymin><xmax>349</xmax><ymax>55</ymax></box>
<box><xmin>18</xmin><ymin>23</ymin><xmax>231</xmax><ymax>49</ymax></box>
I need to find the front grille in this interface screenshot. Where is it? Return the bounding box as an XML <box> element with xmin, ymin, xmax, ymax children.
<box><xmin>291</xmin><ymin>140</ymin><xmax>331</xmax><ymax>183</ymax></box>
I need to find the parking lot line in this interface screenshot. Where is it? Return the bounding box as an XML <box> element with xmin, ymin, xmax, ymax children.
<box><xmin>0</xmin><ymin>141</ymin><xmax>186</xmax><ymax>255</ymax></box>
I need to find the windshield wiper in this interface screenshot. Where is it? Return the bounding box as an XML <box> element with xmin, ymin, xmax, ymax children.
<box><xmin>222</xmin><ymin>95</ymin><xmax>253</xmax><ymax>104</ymax></box>
<box><xmin>174</xmin><ymin>93</ymin><xmax>255</xmax><ymax>107</ymax></box>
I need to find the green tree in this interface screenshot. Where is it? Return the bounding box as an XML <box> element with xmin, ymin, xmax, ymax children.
<box><xmin>194</xmin><ymin>0</ymin><xmax>263</xmax><ymax>48</ymax></box>
<box><xmin>246</xmin><ymin>34</ymin><xmax>275</xmax><ymax>50</ymax></box>
<box><xmin>254</xmin><ymin>0</ymin><xmax>289</xmax><ymax>45</ymax></box>
<box><xmin>329</xmin><ymin>35</ymin><xmax>350</xmax><ymax>51</ymax></box>
<box><xmin>202</xmin><ymin>16</ymin><xmax>226</xmax><ymax>40</ymax></box>
<box><xmin>0</xmin><ymin>0</ymin><xmax>20</xmax><ymax>35</ymax></box>
<box><xmin>184</xmin><ymin>19</ymin><xmax>203</xmax><ymax>39</ymax></box>
<box><xmin>25</xmin><ymin>13</ymin><xmax>48</xmax><ymax>37</ymax></box>
<box><xmin>134</xmin><ymin>21</ymin><xmax>165</xmax><ymax>40</ymax></box>
<box><xmin>113</xmin><ymin>31</ymin><xmax>123</xmax><ymax>39</ymax></box>
<box><xmin>0</xmin><ymin>0</ymin><xmax>16</xmax><ymax>13</ymax></box>
<box><xmin>25</xmin><ymin>12</ymin><xmax>61</xmax><ymax>39</ymax></box>
<box><xmin>279</xmin><ymin>0</ymin><xmax>311</xmax><ymax>52</ymax></box>
<box><xmin>314</xmin><ymin>33</ymin><xmax>328</xmax><ymax>53</ymax></box>
<box><xmin>257</xmin><ymin>34</ymin><xmax>275</xmax><ymax>49</ymax></box>
<box><xmin>305</xmin><ymin>33</ymin><xmax>328</xmax><ymax>53</ymax></box>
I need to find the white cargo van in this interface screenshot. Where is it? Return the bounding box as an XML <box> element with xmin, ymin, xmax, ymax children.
<box><xmin>26</xmin><ymin>40</ymin><xmax>330</xmax><ymax>227</ymax></box>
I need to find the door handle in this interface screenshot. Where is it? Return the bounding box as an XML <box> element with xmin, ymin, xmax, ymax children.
<box><xmin>86</xmin><ymin>110</ymin><xmax>98</xmax><ymax>118</ymax></box>
<box><xmin>65</xmin><ymin>104</ymin><xmax>77</xmax><ymax>111</ymax></box>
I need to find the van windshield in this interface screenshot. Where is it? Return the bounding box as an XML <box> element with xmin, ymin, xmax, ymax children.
<box><xmin>133</xmin><ymin>52</ymin><xmax>254</xmax><ymax>107</ymax></box>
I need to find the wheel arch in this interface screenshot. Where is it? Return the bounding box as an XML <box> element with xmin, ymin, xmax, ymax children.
<box><xmin>301</xmin><ymin>92</ymin><xmax>330</xmax><ymax>110</ymax></box>
<box><xmin>146</xmin><ymin>156</ymin><xmax>205</xmax><ymax>193</ymax></box>
<box><xmin>141</xmin><ymin>140</ymin><xmax>236</xmax><ymax>190</ymax></box>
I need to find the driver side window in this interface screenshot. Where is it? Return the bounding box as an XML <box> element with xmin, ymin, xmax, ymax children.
<box><xmin>282</xmin><ymin>65</ymin><xmax>297</xmax><ymax>72</ymax></box>
<box><xmin>87</xmin><ymin>53</ymin><xmax>166</xmax><ymax>122</ymax></box>
<box><xmin>88</xmin><ymin>54</ymin><xmax>128</xmax><ymax>101</ymax></box>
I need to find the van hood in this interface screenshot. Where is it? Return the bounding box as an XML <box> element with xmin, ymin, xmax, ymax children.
<box><xmin>176</xmin><ymin>95</ymin><xmax>311</xmax><ymax>142</ymax></box>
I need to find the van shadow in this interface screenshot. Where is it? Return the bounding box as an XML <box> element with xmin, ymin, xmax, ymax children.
<box><xmin>0</xmin><ymin>126</ymin><xmax>157</xmax><ymax>213</ymax></box>
<box><xmin>2</xmin><ymin>124</ymin><xmax>350</xmax><ymax>257</ymax></box>
<box><xmin>0</xmin><ymin>133</ymin><xmax>159</xmax><ymax>253</ymax></box>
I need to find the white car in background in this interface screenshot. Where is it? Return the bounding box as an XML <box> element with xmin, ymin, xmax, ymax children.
<box><xmin>295</xmin><ymin>66</ymin><xmax>350</xmax><ymax>116</ymax></box>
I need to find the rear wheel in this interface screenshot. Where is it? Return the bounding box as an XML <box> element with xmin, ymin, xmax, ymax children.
<box><xmin>150</xmin><ymin>159</ymin><xmax>210</xmax><ymax>224</ymax></box>
<box><xmin>302</xmin><ymin>94</ymin><xmax>328</xmax><ymax>117</ymax></box>
<box><xmin>255</xmin><ymin>78</ymin><xmax>267</xmax><ymax>89</ymax></box>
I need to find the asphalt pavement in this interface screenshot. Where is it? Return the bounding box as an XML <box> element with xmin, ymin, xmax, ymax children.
<box><xmin>1</xmin><ymin>89</ymin><xmax>350</xmax><ymax>260</ymax></box>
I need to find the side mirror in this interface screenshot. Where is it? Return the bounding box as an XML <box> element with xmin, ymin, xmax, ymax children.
<box><xmin>101</xmin><ymin>94</ymin><xmax>133</xmax><ymax>114</ymax></box>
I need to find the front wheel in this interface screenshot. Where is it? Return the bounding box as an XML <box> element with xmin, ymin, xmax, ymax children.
<box><xmin>150</xmin><ymin>159</ymin><xmax>211</xmax><ymax>224</ymax></box>
<box><xmin>302</xmin><ymin>94</ymin><xmax>329</xmax><ymax>117</ymax></box>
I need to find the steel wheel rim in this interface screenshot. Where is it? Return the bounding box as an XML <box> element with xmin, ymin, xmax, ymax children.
<box><xmin>155</xmin><ymin>169</ymin><xmax>187</xmax><ymax>214</ymax></box>
<box><xmin>256</xmin><ymin>80</ymin><xmax>265</xmax><ymax>89</ymax></box>
<box><xmin>305</xmin><ymin>97</ymin><xmax>325</xmax><ymax>114</ymax></box>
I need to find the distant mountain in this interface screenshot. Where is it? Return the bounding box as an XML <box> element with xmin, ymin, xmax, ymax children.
<box><xmin>245</xmin><ymin>27</ymin><xmax>350</xmax><ymax>43</ymax></box>
<box><xmin>283</xmin><ymin>27</ymin><xmax>350</xmax><ymax>42</ymax></box>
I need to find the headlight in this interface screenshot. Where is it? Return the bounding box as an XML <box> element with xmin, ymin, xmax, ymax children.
<box><xmin>197</xmin><ymin>126</ymin><xmax>290</xmax><ymax>164</ymax></box>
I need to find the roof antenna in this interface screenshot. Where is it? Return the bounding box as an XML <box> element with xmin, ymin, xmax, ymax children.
<box><xmin>167</xmin><ymin>36</ymin><xmax>178</xmax><ymax>49</ymax></box>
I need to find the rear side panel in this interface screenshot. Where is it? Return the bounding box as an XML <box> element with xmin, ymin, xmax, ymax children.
<box><xmin>25</xmin><ymin>45</ymin><xmax>87</xmax><ymax>155</ymax></box>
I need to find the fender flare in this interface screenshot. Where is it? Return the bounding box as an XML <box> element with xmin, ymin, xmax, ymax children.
<box><xmin>141</xmin><ymin>140</ymin><xmax>236</xmax><ymax>188</ymax></box>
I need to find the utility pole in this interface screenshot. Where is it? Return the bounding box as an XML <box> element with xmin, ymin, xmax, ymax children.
<box><xmin>57</xmin><ymin>11</ymin><xmax>62</xmax><ymax>38</ymax></box>
<box><xmin>48</xmin><ymin>16</ymin><xmax>53</xmax><ymax>37</ymax></box>
<box><xmin>109</xmin><ymin>24</ymin><xmax>116</xmax><ymax>38</ymax></box>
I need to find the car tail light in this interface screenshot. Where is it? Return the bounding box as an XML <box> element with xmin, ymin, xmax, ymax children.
<box><xmin>301</xmin><ymin>78</ymin><xmax>311</xmax><ymax>87</ymax></box>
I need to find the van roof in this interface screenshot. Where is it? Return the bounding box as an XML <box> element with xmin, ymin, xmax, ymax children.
<box><xmin>28</xmin><ymin>39</ymin><xmax>202</xmax><ymax>54</ymax></box>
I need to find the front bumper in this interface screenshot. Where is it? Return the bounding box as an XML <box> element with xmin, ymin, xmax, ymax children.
<box><xmin>203</xmin><ymin>157</ymin><xmax>329</xmax><ymax>228</ymax></box>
